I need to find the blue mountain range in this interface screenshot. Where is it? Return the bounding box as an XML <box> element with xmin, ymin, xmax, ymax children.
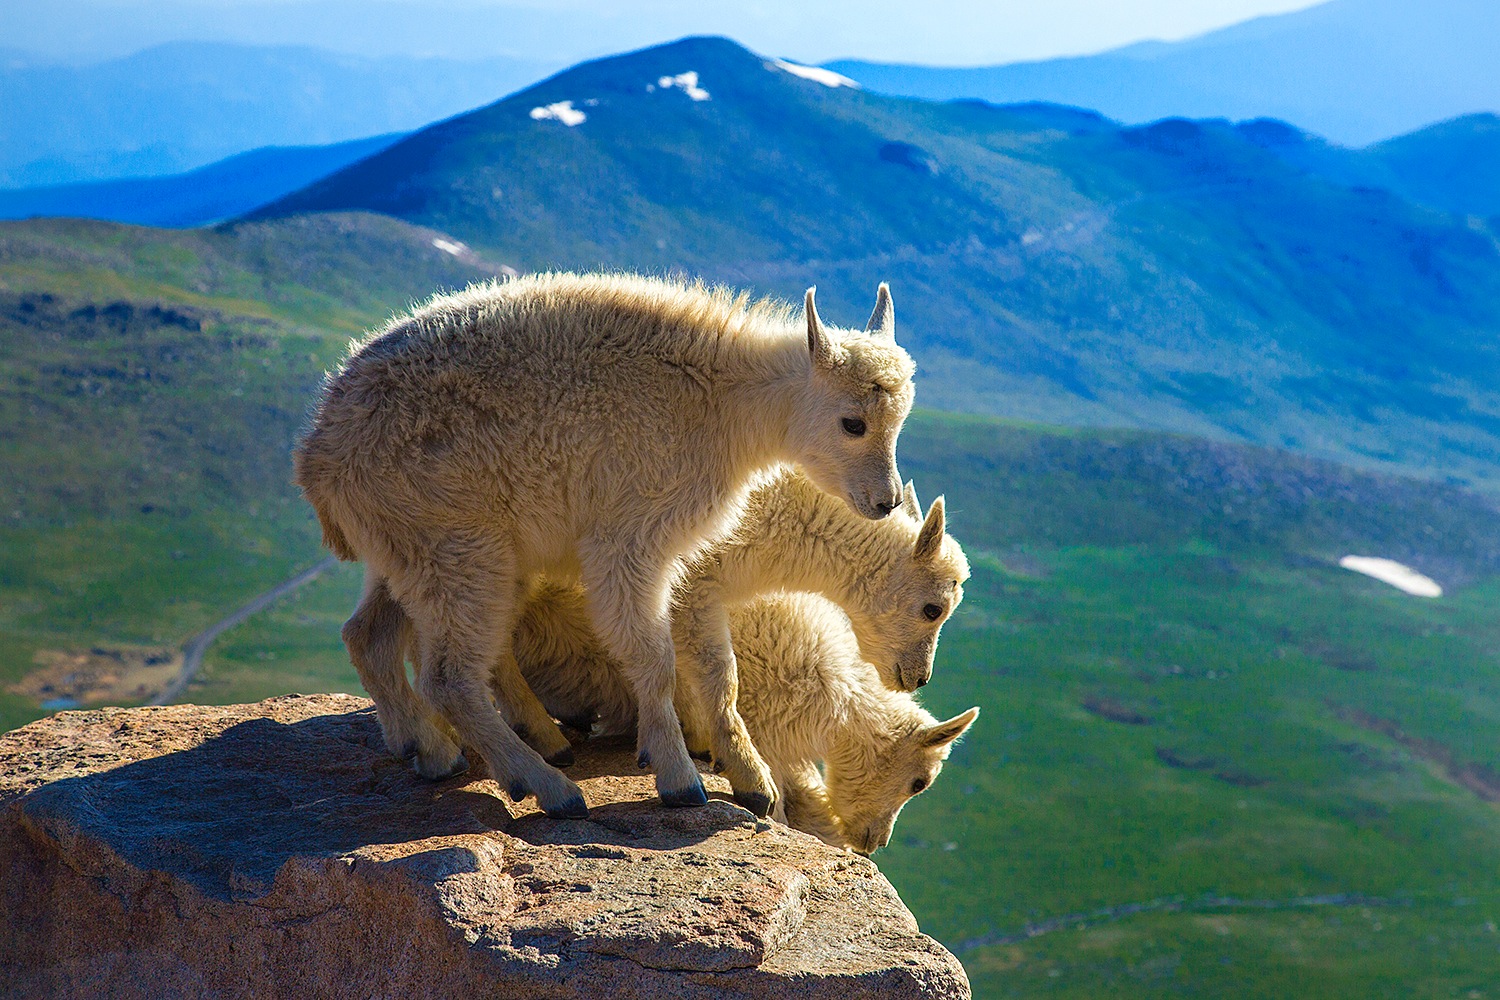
<box><xmin>0</xmin><ymin>42</ymin><xmax>556</xmax><ymax>187</ymax></box>
<box><xmin>827</xmin><ymin>0</ymin><xmax>1500</xmax><ymax>146</ymax></box>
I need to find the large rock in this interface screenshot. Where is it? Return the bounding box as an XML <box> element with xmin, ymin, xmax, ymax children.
<box><xmin>0</xmin><ymin>694</ymin><xmax>969</xmax><ymax>999</ymax></box>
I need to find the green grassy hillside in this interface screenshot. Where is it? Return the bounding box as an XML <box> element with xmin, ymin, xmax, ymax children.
<box><xmin>887</xmin><ymin>411</ymin><xmax>1500</xmax><ymax>998</ymax></box>
<box><xmin>0</xmin><ymin>212</ymin><xmax>501</xmax><ymax>730</ymax></box>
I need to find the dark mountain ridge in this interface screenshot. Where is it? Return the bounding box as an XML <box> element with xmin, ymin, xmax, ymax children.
<box><xmin>0</xmin><ymin>134</ymin><xmax>404</xmax><ymax>228</ymax></box>
<box><xmin>1234</xmin><ymin>112</ymin><xmax>1500</xmax><ymax>220</ymax></box>
<box><xmin>248</xmin><ymin>36</ymin><xmax>1500</xmax><ymax>489</ymax></box>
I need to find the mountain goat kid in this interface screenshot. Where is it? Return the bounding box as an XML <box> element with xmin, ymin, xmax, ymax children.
<box><xmin>295</xmin><ymin>273</ymin><xmax>915</xmax><ymax>818</ymax></box>
<box><xmin>666</xmin><ymin>472</ymin><xmax>967</xmax><ymax>809</ymax></box>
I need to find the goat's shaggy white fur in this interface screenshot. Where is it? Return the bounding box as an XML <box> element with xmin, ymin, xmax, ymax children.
<box><xmin>298</xmin><ymin>272</ymin><xmax>915</xmax><ymax>816</ymax></box>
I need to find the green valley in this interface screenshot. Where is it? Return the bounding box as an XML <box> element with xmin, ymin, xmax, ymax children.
<box><xmin>0</xmin><ymin>213</ymin><xmax>499</xmax><ymax>730</ymax></box>
<box><xmin>885</xmin><ymin>412</ymin><xmax>1500</xmax><ymax>997</ymax></box>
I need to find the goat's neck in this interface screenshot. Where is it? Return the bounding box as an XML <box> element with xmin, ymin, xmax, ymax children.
<box><xmin>715</xmin><ymin>332</ymin><xmax>810</xmax><ymax>477</ymax></box>
<box><xmin>821</xmin><ymin>672</ymin><xmax>915</xmax><ymax>781</ymax></box>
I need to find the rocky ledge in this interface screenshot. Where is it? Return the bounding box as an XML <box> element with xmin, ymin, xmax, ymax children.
<box><xmin>0</xmin><ymin>693</ymin><xmax>968</xmax><ymax>999</ymax></box>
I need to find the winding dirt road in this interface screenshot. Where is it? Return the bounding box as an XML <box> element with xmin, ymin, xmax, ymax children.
<box><xmin>149</xmin><ymin>555</ymin><xmax>340</xmax><ymax>706</ymax></box>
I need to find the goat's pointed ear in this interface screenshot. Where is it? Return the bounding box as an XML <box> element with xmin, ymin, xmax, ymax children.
<box><xmin>923</xmin><ymin>707</ymin><xmax>979</xmax><ymax>748</ymax></box>
<box><xmin>901</xmin><ymin>480</ymin><xmax>922</xmax><ymax>522</ymax></box>
<box><xmin>865</xmin><ymin>282</ymin><xmax>894</xmax><ymax>339</ymax></box>
<box><xmin>912</xmin><ymin>495</ymin><xmax>945</xmax><ymax>561</ymax></box>
<box><xmin>806</xmin><ymin>287</ymin><xmax>834</xmax><ymax>368</ymax></box>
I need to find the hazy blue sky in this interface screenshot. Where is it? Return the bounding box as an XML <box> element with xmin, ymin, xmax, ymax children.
<box><xmin>2</xmin><ymin>0</ymin><xmax>1329</xmax><ymax>66</ymax></box>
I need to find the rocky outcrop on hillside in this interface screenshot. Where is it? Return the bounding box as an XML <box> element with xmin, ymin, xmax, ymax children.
<box><xmin>0</xmin><ymin>694</ymin><xmax>968</xmax><ymax>999</ymax></box>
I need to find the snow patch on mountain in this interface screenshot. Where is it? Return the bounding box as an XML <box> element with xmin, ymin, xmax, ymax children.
<box><xmin>772</xmin><ymin>61</ymin><xmax>859</xmax><ymax>89</ymax></box>
<box><xmin>1338</xmin><ymin>556</ymin><xmax>1442</xmax><ymax>597</ymax></box>
<box><xmin>529</xmin><ymin>101</ymin><xmax>586</xmax><ymax>126</ymax></box>
<box><xmin>653</xmin><ymin>71</ymin><xmax>710</xmax><ymax>101</ymax></box>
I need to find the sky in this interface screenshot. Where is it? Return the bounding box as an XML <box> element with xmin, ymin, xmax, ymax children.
<box><xmin>1</xmin><ymin>0</ymin><xmax>1330</xmax><ymax>67</ymax></box>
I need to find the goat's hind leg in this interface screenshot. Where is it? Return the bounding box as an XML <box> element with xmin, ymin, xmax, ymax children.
<box><xmin>396</xmin><ymin>536</ymin><xmax>587</xmax><ymax>818</ymax></box>
<box><xmin>489</xmin><ymin>643</ymin><xmax>577</xmax><ymax>768</ymax></box>
<box><xmin>343</xmin><ymin>570</ymin><xmax>465</xmax><ymax>779</ymax></box>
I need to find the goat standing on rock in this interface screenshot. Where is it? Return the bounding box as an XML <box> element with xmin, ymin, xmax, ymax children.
<box><xmin>348</xmin><ymin>469</ymin><xmax>969</xmax><ymax>819</ymax></box>
<box><xmin>295</xmin><ymin>273</ymin><xmax>915</xmax><ymax>818</ymax></box>
<box><xmin>347</xmin><ymin>468</ymin><xmax>969</xmax><ymax>818</ymax></box>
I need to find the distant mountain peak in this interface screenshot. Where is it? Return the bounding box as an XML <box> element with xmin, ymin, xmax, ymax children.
<box><xmin>1234</xmin><ymin>118</ymin><xmax>1311</xmax><ymax>149</ymax></box>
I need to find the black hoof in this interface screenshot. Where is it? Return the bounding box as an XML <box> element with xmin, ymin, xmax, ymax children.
<box><xmin>660</xmin><ymin>781</ymin><xmax>709</xmax><ymax>808</ymax></box>
<box><xmin>688</xmin><ymin>748</ymin><xmax>712</xmax><ymax>763</ymax></box>
<box><xmin>443</xmin><ymin>753</ymin><xmax>470</xmax><ymax>779</ymax></box>
<box><xmin>544</xmin><ymin>795</ymin><xmax>589</xmax><ymax>820</ymax></box>
<box><xmin>560</xmin><ymin>713</ymin><xmax>595</xmax><ymax>734</ymax></box>
<box><xmin>637</xmin><ymin>749</ymin><xmax>651</xmax><ymax>769</ymax></box>
<box><xmin>508</xmin><ymin>780</ymin><xmax>530</xmax><ymax>802</ymax></box>
<box><xmin>734</xmin><ymin>790</ymin><xmax>773</xmax><ymax>818</ymax></box>
<box><xmin>545</xmin><ymin>745</ymin><xmax>576</xmax><ymax>768</ymax></box>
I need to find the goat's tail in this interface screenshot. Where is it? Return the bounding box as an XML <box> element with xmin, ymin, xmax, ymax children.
<box><xmin>314</xmin><ymin>505</ymin><xmax>360</xmax><ymax>562</ymax></box>
<box><xmin>293</xmin><ymin>439</ymin><xmax>360</xmax><ymax>562</ymax></box>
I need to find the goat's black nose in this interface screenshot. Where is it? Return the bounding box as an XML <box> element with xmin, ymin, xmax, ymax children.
<box><xmin>916</xmin><ymin>675</ymin><xmax>929</xmax><ymax>688</ymax></box>
<box><xmin>874</xmin><ymin>499</ymin><xmax>898</xmax><ymax>516</ymax></box>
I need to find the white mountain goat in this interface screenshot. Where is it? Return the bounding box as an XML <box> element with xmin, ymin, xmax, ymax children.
<box><xmin>296</xmin><ymin>273</ymin><xmax>915</xmax><ymax>817</ymax></box>
<box><xmin>513</xmin><ymin>588</ymin><xmax>981</xmax><ymax>853</ymax></box>
<box><xmin>343</xmin><ymin>469</ymin><xmax>969</xmax><ymax>815</ymax></box>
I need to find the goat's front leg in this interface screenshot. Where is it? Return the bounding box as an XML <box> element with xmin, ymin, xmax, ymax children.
<box><xmin>582</xmin><ymin>541</ymin><xmax>706</xmax><ymax>807</ymax></box>
<box><xmin>672</xmin><ymin>587</ymin><xmax>777</xmax><ymax>818</ymax></box>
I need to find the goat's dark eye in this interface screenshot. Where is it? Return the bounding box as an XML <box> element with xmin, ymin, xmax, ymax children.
<box><xmin>842</xmin><ymin>417</ymin><xmax>867</xmax><ymax>437</ymax></box>
<box><xmin>911</xmin><ymin>777</ymin><xmax>928</xmax><ymax>794</ymax></box>
<box><xmin>923</xmin><ymin>603</ymin><xmax>943</xmax><ymax>622</ymax></box>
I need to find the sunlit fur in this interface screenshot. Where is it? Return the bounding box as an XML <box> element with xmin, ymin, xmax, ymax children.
<box><xmin>345</xmin><ymin>466</ymin><xmax>968</xmax><ymax>811</ymax></box>
<box><xmin>679</xmin><ymin>471</ymin><xmax>971</xmax><ymax>696</ymax></box>
<box><xmin>509</xmin><ymin>589</ymin><xmax>979</xmax><ymax>852</ymax></box>
<box><xmin>296</xmin><ymin>272</ymin><xmax>914</xmax><ymax>815</ymax></box>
